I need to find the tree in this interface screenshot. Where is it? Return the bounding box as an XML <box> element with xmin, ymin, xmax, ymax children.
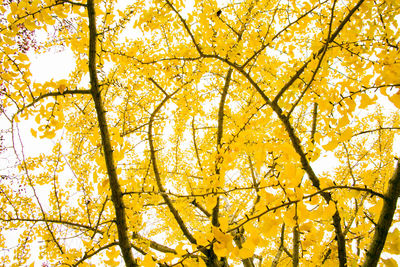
<box><xmin>1</xmin><ymin>0</ymin><xmax>400</xmax><ymax>266</ymax></box>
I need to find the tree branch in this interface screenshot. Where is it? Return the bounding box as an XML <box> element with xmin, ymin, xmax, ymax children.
<box><xmin>212</xmin><ymin>68</ymin><xmax>233</xmax><ymax>228</ymax></box>
<box><xmin>12</xmin><ymin>89</ymin><xmax>91</xmax><ymax>118</ymax></box>
<box><xmin>147</xmin><ymin>86</ymin><xmax>197</xmax><ymax>244</ymax></box>
<box><xmin>362</xmin><ymin>160</ymin><xmax>400</xmax><ymax>267</ymax></box>
<box><xmin>73</xmin><ymin>242</ymin><xmax>119</xmax><ymax>266</ymax></box>
<box><xmin>87</xmin><ymin>1</ymin><xmax>137</xmax><ymax>266</ymax></box>
<box><xmin>272</xmin><ymin>0</ymin><xmax>366</xmax><ymax>105</ymax></box>
<box><xmin>292</xmin><ymin>204</ymin><xmax>300</xmax><ymax>267</ymax></box>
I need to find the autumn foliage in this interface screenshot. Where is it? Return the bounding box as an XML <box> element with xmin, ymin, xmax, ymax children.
<box><xmin>1</xmin><ymin>0</ymin><xmax>400</xmax><ymax>266</ymax></box>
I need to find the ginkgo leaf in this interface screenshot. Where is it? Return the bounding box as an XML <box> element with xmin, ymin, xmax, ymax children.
<box><xmin>384</xmin><ymin>228</ymin><xmax>400</xmax><ymax>254</ymax></box>
<box><xmin>238</xmin><ymin>247</ymin><xmax>254</xmax><ymax>259</ymax></box>
<box><xmin>30</xmin><ymin>128</ymin><xmax>37</xmax><ymax>138</ymax></box>
<box><xmin>59</xmin><ymin>84</ymin><xmax>66</xmax><ymax>94</ymax></box>
<box><xmin>175</xmin><ymin>243</ymin><xmax>187</xmax><ymax>256</ymax></box>
<box><xmin>381</xmin><ymin>258</ymin><xmax>398</xmax><ymax>267</ymax></box>
<box><xmin>142</xmin><ymin>254</ymin><xmax>156</xmax><ymax>267</ymax></box>
<box><xmin>3</xmin><ymin>36</ymin><xmax>16</xmax><ymax>46</ymax></box>
<box><xmin>34</xmin><ymin>114</ymin><xmax>41</xmax><ymax>124</ymax></box>
<box><xmin>213</xmin><ymin>242</ymin><xmax>228</xmax><ymax>258</ymax></box>
<box><xmin>212</xmin><ymin>226</ymin><xmax>228</xmax><ymax>243</ymax></box>
<box><xmin>323</xmin><ymin>202</ymin><xmax>336</xmax><ymax>219</ymax></box>
<box><xmin>41</xmin><ymin>11</ymin><xmax>55</xmax><ymax>25</ymax></box>
<box><xmin>359</xmin><ymin>94</ymin><xmax>376</xmax><ymax>109</ymax></box>
<box><xmin>324</xmin><ymin>139</ymin><xmax>338</xmax><ymax>151</ymax></box>
<box><xmin>389</xmin><ymin>94</ymin><xmax>400</xmax><ymax>109</ymax></box>
<box><xmin>339</xmin><ymin>127</ymin><xmax>353</xmax><ymax>142</ymax></box>
<box><xmin>337</xmin><ymin>115</ymin><xmax>350</xmax><ymax>128</ymax></box>
<box><xmin>23</xmin><ymin>18</ymin><xmax>37</xmax><ymax>31</ymax></box>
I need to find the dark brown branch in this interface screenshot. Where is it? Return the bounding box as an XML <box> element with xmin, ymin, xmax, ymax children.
<box><xmin>132</xmin><ymin>232</ymin><xmax>177</xmax><ymax>254</ymax></box>
<box><xmin>73</xmin><ymin>242</ymin><xmax>119</xmax><ymax>266</ymax></box>
<box><xmin>13</xmin><ymin>89</ymin><xmax>91</xmax><ymax>118</ymax></box>
<box><xmin>87</xmin><ymin>1</ymin><xmax>137</xmax><ymax>266</ymax></box>
<box><xmin>212</xmin><ymin>68</ymin><xmax>233</xmax><ymax>228</ymax></box>
<box><xmin>149</xmin><ymin>78</ymin><xmax>169</xmax><ymax>96</ymax></box>
<box><xmin>272</xmin><ymin>0</ymin><xmax>366</xmax><ymax>105</ymax></box>
<box><xmin>59</xmin><ymin>0</ymin><xmax>87</xmax><ymax>6</ymax></box>
<box><xmin>242</xmin><ymin>1</ymin><xmax>328</xmax><ymax>68</ymax></box>
<box><xmin>292</xmin><ymin>204</ymin><xmax>300</xmax><ymax>267</ymax></box>
<box><xmin>191</xmin><ymin>118</ymin><xmax>204</xmax><ymax>172</ymax></box>
<box><xmin>353</xmin><ymin>127</ymin><xmax>400</xmax><ymax>137</ymax></box>
<box><xmin>362</xmin><ymin>160</ymin><xmax>400</xmax><ymax>267</ymax></box>
<box><xmin>164</xmin><ymin>0</ymin><xmax>202</xmax><ymax>55</ymax></box>
<box><xmin>271</xmin><ymin>224</ymin><xmax>287</xmax><ymax>267</ymax></box>
<box><xmin>0</xmin><ymin>217</ymin><xmax>103</xmax><ymax>234</ymax></box>
<box><xmin>147</xmin><ymin>87</ymin><xmax>197</xmax><ymax>244</ymax></box>
<box><xmin>149</xmin><ymin>240</ymin><xmax>177</xmax><ymax>254</ymax></box>
<box><xmin>191</xmin><ymin>199</ymin><xmax>211</xmax><ymax>217</ymax></box>
<box><xmin>91</xmin><ymin>197</ymin><xmax>108</xmax><ymax>239</ymax></box>
<box><xmin>311</xmin><ymin>103</ymin><xmax>318</xmax><ymax>144</ymax></box>
<box><xmin>227</xmin><ymin>184</ymin><xmax>383</xmax><ymax>233</ymax></box>
<box><xmin>124</xmin><ymin>184</ymin><xmax>384</xmax><ymax>200</ymax></box>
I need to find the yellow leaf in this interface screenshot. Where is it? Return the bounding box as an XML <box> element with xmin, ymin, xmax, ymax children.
<box><xmin>324</xmin><ymin>139</ymin><xmax>338</xmax><ymax>151</ymax></box>
<box><xmin>381</xmin><ymin>258</ymin><xmax>398</xmax><ymax>267</ymax></box>
<box><xmin>185</xmin><ymin>258</ymin><xmax>207</xmax><ymax>267</ymax></box>
<box><xmin>219</xmin><ymin>216</ymin><xmax>229</xmax><ymax>232</ymax></box>
<box><xmin>238</xmin><ymin>247</ymin><xmax>254</xmax><ymax>259</ymax></box>
<box><xmin>106</xmin><ymin>247</ymin><xmax>119</xmax><ymax>258</ymax></box>
<box><xmin>369</xmin><ymin>199</ymin><xmax>383</xmax><ymax>221</ymax></box>
<box><xmin>261</xmin><ymin>216</ymin><xmax>278</xmax><ymax>237</ymax></box>
<box><xmin>323</xmin><ymin>202</ymin><xmax>336</xmax><ymax>219</ymax></box>
<box><xmin>142</xmin><ymin>254</ymin><xmax>156</xmax><ymax>267</ymax></box>
<box><xmin>359</xmin><ymin>94</ymin><xmax>374</xmax><ymax>109</ymax></box>
<box><xmin>43</xmin><ymin>130</ymin><xmax>56</xmax><ymax>139</ymax></box>
<box><xmin>23</xmin><ymin>18</ymin><xmax>37</xmax><ymax>31</ymax></box>
<box><xmin>104</xmin><ymin>257</ymin><xmax>119</xmax><ymax>266</ymax></box>
<box><xmin>379</xmin><ymin>83</ymin><xmax>387</xmax><ymax>94</ymax></box>
<box><xmin>35</xmin><ymin>115</ymin><xmax>41</xmax><ymax>124</ymax></box>
<box><xmin>385</xmin><ymin>228</ymin><xmax>400</xmax><ymax>254</ymax></box>
<box><xmin>212</xmin><ymin>226</ymin><xmax>229</xmax><ymax>244</ymax></box>
<box><xmin>205</xmin><ymin>195</ymin><xmax>218</xmax><ymax>210</ymax></box>
<box><xmin>300</xmin><ymin>221</ymin><xmax>313</xmax><ymax>232</ymax></box>
<box><xmin>295</xmin><ymin>188</ymin><xmax>304</xmax><ymax>200</ymax></box>
<box><xmin>382</xmin><ymin>64</ymin><xmax>400</xmax><ymax>84</ymax></box>
<box><xmin>195</xmin><ymin>232</ymin><xmax>210</xmax><ymax>247</ymax></box>
<box><xmin>337</xmin><ymin>115</ymin><xmax>349</xmax><ymax>128</ymax></box>
<box><xmin>30</xmin><ymin>128</ymin><xmax>37</xmax><ymax>138</ymax></box>
<box><xmin>175</xmin><ymin>243</ymin><xmax>187</xmax><ymax>256</ymax></box>
<box><xmin>389</xmin><ymin>93</ymin><xmax>400</xmax><ymax>109</ymax></box>
<box><xmin>41</xmin><ymin>11</ymin><xmax>55</xmax><ymax>25</ymax></box>
<box><xmin>59</xmin><ymin>84</ymin><xmax>66</xmax><ymax>94</ymax></box>
<box><xmin>339</xmin><ymin>127</ymin><xmax>353</xmax><ymax>142</ymax></box>
<box><xmin>101</xmin><ymin>178</ymin><xmax>109</xmax><ymax>189</ymax></box>
<box><xmin>213</xmin><ymin>242</ymin><xmax>228</xmax><ymax>258</ymax></box>
<box><xmin>53</xmin><ymin>6</ymin><xmax>69</xmax><ymax>19</ymax></box>
<box><xmin>348</xmin><ymin>189</ymin><xmax>361</xmax><ymax>199</ymax></box>
<box><xmin>3</xmin><ymin>36</ymin><xmax>15</xmax><ymax>46</ymax></box>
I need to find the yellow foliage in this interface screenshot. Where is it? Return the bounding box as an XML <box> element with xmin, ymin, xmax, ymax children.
<box><xmin>384</xmin><ymin>228</ymin><xmax>400</xmax><ymax>255</ymax></box>
<box><xmin>141</xmin><ymin>254</ymin><xmax>156</xmax><ymax>267</ymax></box>
<box><xmin>382</xmin><ymin>258</ymin><xmax>399</xmax><ymax>267</ymax></box>
<box><xmin>1</xmin><ymin>0</ymin><xmax>399</xmax><ymax>265</ymax></box>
